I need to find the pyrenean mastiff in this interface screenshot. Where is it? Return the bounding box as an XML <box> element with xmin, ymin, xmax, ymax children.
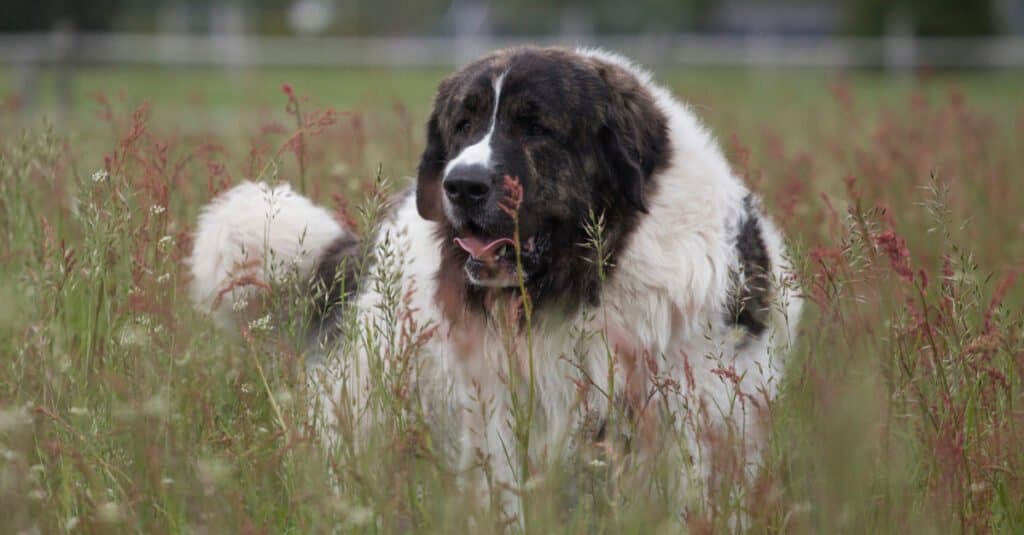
<box><xmin>189</xmin><ymin>46</ymin><xmax>802</xmax><ymax>518</ymax></box>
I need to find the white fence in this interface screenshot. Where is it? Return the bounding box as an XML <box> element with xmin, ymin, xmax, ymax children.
<box><xmin>2</xmin><ymin>32</ymin><xmax>1024</xmax><ymax>69</ymax></box>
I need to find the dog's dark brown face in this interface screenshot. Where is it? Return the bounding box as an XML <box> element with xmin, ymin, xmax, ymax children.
<box><xmin>416</xmin><ymin>47</ymin><xmax>671</xmax><ymax>310</ymax></box>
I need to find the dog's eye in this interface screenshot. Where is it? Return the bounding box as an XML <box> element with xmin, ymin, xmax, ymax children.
<box><xmin>523</xmin><ymin>118</ymin><xmax>549</xmax><ymax>138</ymax></box>
<box><xmin>456</xmin><ymin>119</ymin><xmax>472</xmax><ymax>135</ymax></box>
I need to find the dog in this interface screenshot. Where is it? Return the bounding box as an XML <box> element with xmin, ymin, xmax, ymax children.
<box><xmin>189</xmin><ymin>46</ymin><xmax>802</xmax><ymax>519</ymax></box>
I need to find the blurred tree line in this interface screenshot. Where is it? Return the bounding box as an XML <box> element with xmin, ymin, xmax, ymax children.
<box><xmin>0</xmin><ymin>0</ymin><xmax>124</xmax><ymax>31</ymax></box>
<box><xmin>843</xmin><ymin>0</ymin><xmax>999</xmax><ymax>36</ymax></box>
<box><xmin>0</xmin><ymin>0</ymin><xmax>1005</xmax><ymax>36</ymax></box>
<box><xmin>490</xmin><ymin>0</ymin><xmax>715</xmax><ymax>34</ymax></box>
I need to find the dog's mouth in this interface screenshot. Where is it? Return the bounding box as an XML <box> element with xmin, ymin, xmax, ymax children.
<box><xmin>454</xmin><ymin>235</ymin><xmax>516</xmax><ymax>264</ymax></box>
<box><xmin>454</xmin><ymin>232</ymin><xmax>545</xmax><ymax>288</ymax></box>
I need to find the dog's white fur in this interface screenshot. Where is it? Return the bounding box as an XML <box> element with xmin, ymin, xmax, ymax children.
<box><xmin>189</xmin><ymin>49</ymin><xmax>802</xmax><ymax>516</ymax></box>
<box><xmin>190</xmin><ymin>181</ymin><xmax>346</xmax><ymax>329</ymax></box>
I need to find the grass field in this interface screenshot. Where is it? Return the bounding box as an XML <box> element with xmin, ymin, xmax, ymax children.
<box><xmin>1</xmin><ymin>64</ymin><xmax>1022</xmax><ymax>533</ymax></box>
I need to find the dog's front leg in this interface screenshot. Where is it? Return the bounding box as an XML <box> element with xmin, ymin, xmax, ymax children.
<box><xmin>455</xmin><ymin>376</ymin><xmax>523</xmax><ymax>527</ymax></box>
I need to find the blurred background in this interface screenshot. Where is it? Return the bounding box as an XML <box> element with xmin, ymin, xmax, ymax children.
<box><xmin>1</xmin><ymin>0</ymin><xmax>1022</xmax><ymax>116</ymax></box>
<box><xmin>1</xmin><ymin>5</ymin><xmax>1022</xmax><ymax>533</ymax></box>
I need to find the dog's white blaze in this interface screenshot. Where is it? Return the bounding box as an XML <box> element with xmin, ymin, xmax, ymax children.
<box><xmin>443</xmin><ymin>70</ymin><xmax>508</xmax><ymax>176</ymax></box>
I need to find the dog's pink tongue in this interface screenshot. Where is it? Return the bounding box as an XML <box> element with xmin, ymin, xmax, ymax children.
<box><xmin>455</xmin><ymin>236</ymin><xmax>514</xmax><ymax>262</ymax></box>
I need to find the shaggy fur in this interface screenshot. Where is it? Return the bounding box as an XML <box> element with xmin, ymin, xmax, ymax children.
<box><xmin>189</xmin><ymin>47</ymin><xmax>802</xmax><ymax>519</ymax></box>
<box><xmin>189</xmin><ymin>181</ymin><xmax>348</xmax><ymax>329</ymax></box>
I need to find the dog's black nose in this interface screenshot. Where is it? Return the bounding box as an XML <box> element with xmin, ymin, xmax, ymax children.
<box><xmin>443</xmin><ymin>166</ymin><xmax>492</xmax><ymax>207</ymax></box>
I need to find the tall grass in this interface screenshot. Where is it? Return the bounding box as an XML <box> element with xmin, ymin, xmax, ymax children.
<box><xmin>0</xmin><ymin>76</ymin><xmax>1021</xmax><ymax>533</ymax></box>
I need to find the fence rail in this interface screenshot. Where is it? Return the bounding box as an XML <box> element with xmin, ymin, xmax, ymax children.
<box><xmin>2</xmin><ymin>32</ymin><xmax>1024</xmax><ymax>69</ymax></box>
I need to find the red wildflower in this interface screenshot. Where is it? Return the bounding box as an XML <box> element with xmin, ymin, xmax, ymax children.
<box><xmin>875</xmin><ymin>230</ymin><xmax>914</xmax><ymax>284</ymax></box>
<box><xmin>499</xmin><ymin>175</ymin><xmax>523</xmax><ymax>218</ymax></box>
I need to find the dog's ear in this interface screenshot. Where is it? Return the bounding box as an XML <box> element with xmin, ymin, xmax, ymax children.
<box><xmin>416</xmin><ymin>86</ymin><xmax>452</xmax><ymax>221</ymax></box>
<box><xmin>416</xmin><ymin>109</ymin><xmax>446</xmax><ymax>221</ymax></box>
<box><xmin>592</xmin><ymin>59</ymin><xmax>670</xmax><ymax>213</ymax></box>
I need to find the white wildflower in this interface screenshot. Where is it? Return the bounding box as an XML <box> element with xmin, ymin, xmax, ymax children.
<box><xmin>112</xmin><ymin>404</ymin><xmax>137</xmax><ymax>420</ymax></box>
<box><xmin>274</xmin><ymin>387</ymin><xmax>294</xmax><ymax>407</ymax></box>
<box><xmin>346</xmin><ymin>505</ymin><xmax>374</xmax><ymax>527</ymax></box>
<box><xmin>118</xmin><ymin>324</ymin><xmax>149</xmax><ymax>347</ymax></box>
<box><xmin>0</xmin><ymin>406</ymin><xmax>32</xmax><ymax>432</ymax></box>
<box><xmin>157</xmin><ymin>235</ymin><xmax>174</xmax><ymax>250</ymax></box>
<box><xmin>91</xmin><ymin>169</ymin><xmax>108</xmax><ymax>183</ymax></box>
<box><xmin>96</xmin><ymin>502</ymin><xmax>123</xmax><ymax>524</ymax></box>
<box><xmin>156</xmin><ymin>273</ymin><xmax>171</xmax><ymax>284</ymax></box>
<box><xmin>65</xmin><ymin>517</ymin><xmax>79</xmax><ymax>531</ymax></box>
<box><xmin>150</xmin><ymin>204</ymin><xmax>166</xmax><ymax>215</ymax></box>
<box><xmin>196</xmin><ymin>458</ymin><xmax>230</xmax><ymax>494</ymax></box>
<box><xmin>522</xmin><ymin>475</ymin><xmax>545</xmax><ymax>492</ymax></box>
<box><xmin>231</xmin><ymin>298</ymin><xmax>249</xmax><ymax>312</ymax></box>
<box><xmin>141</xmin><ymin>392</ymin><xmax>169</xmax><ymax>418</ymax></box>
<box><xmin>330</xmin><ymin>162</ymin><xmax>350</xmax><ymax>176</ymax></box>
<box><xmin>791</xmin><ymin>502</ymin><xmax>813</xmax><ymax>515</ymax></box>
<box><xmin>248</xmin><ymin>314</ymin><xmax>272</xmax><ymax>332</ymax></box>
<box><xmin>328</xmin><ymin>498</ymin><xmax>374</xmax><ymax>527</ymax></box>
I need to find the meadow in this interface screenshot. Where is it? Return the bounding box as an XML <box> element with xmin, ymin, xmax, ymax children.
<box><xmin>0</xmin><ymin>64</ymin><xmax>1022</xmax><ymax>533</ymax></box>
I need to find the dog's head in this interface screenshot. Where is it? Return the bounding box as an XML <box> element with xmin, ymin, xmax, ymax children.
<box><xmin>417</xmin><ymin>47</ymin><xmax>671</xmax><ymax>305</ymax></box>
